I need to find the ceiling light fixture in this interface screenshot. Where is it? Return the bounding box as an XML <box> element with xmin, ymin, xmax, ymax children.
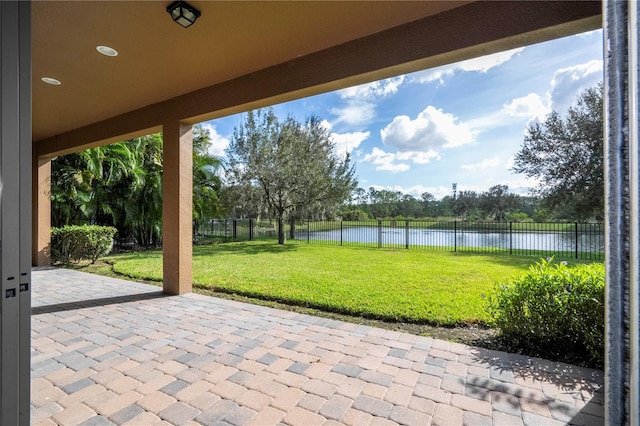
<box><xmin>167</xmin><ymin>0</ymin><xmax>201</xmax><ymax>28</ymax></box>
<box><xmin>96</xmin><ymin>45</ymin><xmax>118</xmax><ymax>57</ymax></box>
<box><xmin>41</xmin><ymin>77</ymin><xmax>61</xmax><ymax>85</ymax></box>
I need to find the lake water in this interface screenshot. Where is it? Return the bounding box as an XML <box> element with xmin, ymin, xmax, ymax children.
<box><xmin>298</xmin><ymin>226</ymin><xmax>605</xmax><ymax>254</ymax></box>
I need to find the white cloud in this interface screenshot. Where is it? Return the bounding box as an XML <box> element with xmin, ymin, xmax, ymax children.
<box><xmin>361</xmin><ymin>106</ymin><xmax>472</xmax><ymax>172</ymax></box>
<box><xmin>331</xmin><ymin>77</ymin><xmax>405</xmax><ymax>127</ymax></box>
<box><xmin>332</xmin><ymin>131</ymin><xmax>370</xmax><ymax>155</ymax></box>
<box><xmin>460</xmin><ymin>93</ymin><xmax>550</xmax><ymax>134</ymax></box>
<box><xmin>321</xmin><ymin>119</ymin><xmax>370</xmax><ymax>155</ymax></box>
<box><xmin>396</xmin><ymin>150</ymin><xmax>440</xmax><ymax>164</ymax></box>
<box><xmin>201</xmin><ymin>122</ymin><xmax>230</xmax><ymax>157</ymax></box>
<box><xmin>412</xmin><ymin>47</ymin><xmax>525</xmax><ymax>84</ymax></box>
<box><xmin>361</xmin><ymin>147</ymin><xmax>410</xmax><ymax>173</ymax></box>
<box><xmin>377</xmin><ymin>163</ymin><xmax>410</xmax><ymax>173</ymax></box>
<box><xmin>463</xmin><ymin>60</ymin><xmax>601</xmax><ymax>134</ymax></box>
<box><xmin>502</xmin><ymin>93</ymin><xmax>550</xmax><ymax>122</ymax></box>
<box><xmin>361</xmin><ymin>146</ymin><xmax>440</xmax><ymax>172</ymax></box>
<box><xmin>458</xmin><ymin>48</ymin><xmax>526</xmax><ymax>72</ymax></box>
<box><xmin>549</xmin><ymin>59</ymin><xmax>603</xmax><ymax>113</ymax></box>
<box><xmin>337</xmin><ymin>76</ymin><xmax>405</xmax><ymax>100</ymax></box>
<box><xmin>330</xmin><ymin>101</ymin><xmax>376</xmax><ymax>126</ymax></box>
<box><xmin>461</xmin><ymin>156</ymin><xmax>502</xmax><ymax>171</ymax></box>
<box><xmin>381</xmin><ymin>106</ymin><xmax>474</xmax><ymax>152</ymax></box>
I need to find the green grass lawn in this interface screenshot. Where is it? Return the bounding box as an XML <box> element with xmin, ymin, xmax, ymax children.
<box><xmin>103</xmin><ymin>241</ymin><xmax>568</xmax><ymax>326</ymax></box>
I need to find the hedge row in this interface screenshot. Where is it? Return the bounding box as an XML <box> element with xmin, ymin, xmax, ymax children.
<box><xmin>51</xmin><ymin>225</ymin><xmax>117</xmax><ymax>264</ymax></box>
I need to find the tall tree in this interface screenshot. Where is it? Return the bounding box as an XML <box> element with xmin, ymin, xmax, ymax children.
<box><xmin>420</xmin><ymin>192</ymin><xmax>436</xmax><ymax>218</ymax></box>
<box><xmin>513</xmin><ymin>84</ymin><xmax>603</xmax><ymax>221</ymax></box>
<box><xmin>480</xmin><ymin>184</ymin><xmax>519</xmax><ymax>221</ymax></box>
<box><xmin>368</xmin><ymin>188</ymin><xmax>403</xmax><ymax>218</ymax></box>
<box><xmin>226</xmin><ymin>108</ymin><xmax>357</xmax><ymax>244</ymax></box>
<box><xmin>454</xmin><ymin>190</ymin><xmax>480</xmax><ymax>219</ymax></box>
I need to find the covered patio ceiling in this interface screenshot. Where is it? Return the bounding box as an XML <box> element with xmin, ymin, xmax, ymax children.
<box><xmin>32</xmin><ymin>1</ymin><xmax>601</xmax><ymax>157</ymax></box>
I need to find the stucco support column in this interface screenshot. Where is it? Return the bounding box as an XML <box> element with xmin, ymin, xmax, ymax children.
<box><xmin>162</xmin><ymin>121</ymin><xmax>192</xmax><ymax>295</ymax></box>
<box><xmin>604</xmin><ymin>0</ymin><xmax>639</xmax><ymax>423</ymax></box>
<box><xmin>32</xmin><ymin>156</ymin><xmax>51</xmax><ymax>266</ymax></box>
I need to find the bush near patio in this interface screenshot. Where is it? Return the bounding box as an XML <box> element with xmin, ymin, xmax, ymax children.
<box><xmin>51</xmin><ymin>225</ymin><xmax>117</xmax><ymax>264</ymax></box>
<box><xmin>490</xmin><ymin>258</ymin><xmax>605</xmax><ymax>367</ymax></box>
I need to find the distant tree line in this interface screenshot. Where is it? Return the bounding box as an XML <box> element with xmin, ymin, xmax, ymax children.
<box><xmin>342</xmin><ymin>185</ymin><xmax>544</xmax><ymax>222</ymax></box>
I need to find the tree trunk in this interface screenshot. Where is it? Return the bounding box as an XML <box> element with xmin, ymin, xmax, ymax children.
<box><xmin>277</xmin><ymin>218</ymin><xmax>285</xmax><ymax>244</ymax></box>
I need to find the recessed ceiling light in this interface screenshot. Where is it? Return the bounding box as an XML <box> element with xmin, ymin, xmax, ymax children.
<box><xmin>96</xmin><ymin>45</ymin><xmax>118</xmax><ymax>57</ymax></box>
<box><xmin>41</xmin><ymin>77</ymin><xmax>61</xmax><ymax>85</ymax></box>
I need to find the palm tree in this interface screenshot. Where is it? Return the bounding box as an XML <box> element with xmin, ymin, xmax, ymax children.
<box><xmin>122</xmin><ymin>134</ymin><xmax>164</xmax><ymax>247</ymax></box>
<box><xmin>192</xmin><ymin>125</ymin><xmax>223</xmax><ymax>237</ymax></box>
<box><xmin>51</xmin><ymin>126</ymin><xmax>224</xmax><ymax>248</ymax></box>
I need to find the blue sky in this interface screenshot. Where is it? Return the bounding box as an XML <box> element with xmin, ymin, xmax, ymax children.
<box><xmin>202</xmin><ymin>30</ymin><xmax>603</xmax><ymax>200</ymax></box>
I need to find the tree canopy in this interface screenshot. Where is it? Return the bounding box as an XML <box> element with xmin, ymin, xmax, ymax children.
<box><xmin>225</xmin><ymin>108</ymin><xmax>357</xmax><ymax>243</ymax></box>
<box><xmin>513</xmin><ymin>84</ymin><xmax>603</xmax><ymax>221</ymax></box>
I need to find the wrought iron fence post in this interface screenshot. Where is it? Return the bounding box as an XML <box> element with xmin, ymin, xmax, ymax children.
<box><xmin>575</xmin><ymin>222</ymin><xmax>579</xmax><ymax>259</ymax></box>
<box><xmin>233</xmin><ymin>220</ymin><xmax>237</xmax><ymax>240</ymax></box>
<box><xmin>405</xmin><ymin>220</ymin><xmax>409</xmax><ymax>249</ymax></box>
<box><xmin>340</xmin><ymin>221</ymin><xmax>343</xmax><ymax>246</ymax></box>
<box><xmin>378</xmin><ymin>220</ymin><xmax>382</xmax><ymax>248</ymax></box>
<box><xmin>454</xmin><ymin>220</ymin><xmax>457</xmax><ymax>252</ymax></box>
<box><xmin>510</xmin><ymin>221</ymin><xmax>513</xmax><ymax>255</ymax></box>
<box><xmin>307</xmin><ymin>220</ymin><xmax>310</xmax><ymax>244</ymax></box>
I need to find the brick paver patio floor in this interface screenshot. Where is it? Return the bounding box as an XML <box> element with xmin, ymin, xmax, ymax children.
<box><xmin>31</xmin><ymin>268</ymin><xmax>604</xmax><ymax>425</ymax></box>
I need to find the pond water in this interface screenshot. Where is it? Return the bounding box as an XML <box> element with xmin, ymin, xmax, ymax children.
<box><xmin>298</xmin><ymin>226</ymin><xmax>605</xmax><ymax>254</ymax></box>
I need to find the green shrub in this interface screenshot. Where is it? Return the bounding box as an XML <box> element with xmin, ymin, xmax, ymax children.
<box><xmin>51</xmin><ymin>225</ymin><xmax>117</xmax><ymax>264</ymax></box>
<box><xmin>489</xmin><ymin>258</ymin><xmax>605</xmax><ymax>367</ymax></box>
<box><xmin>507</xmin><ymin>212</ymin><xmax>531</xmax><ymax>222</ymax></box>
<box><xmin>341</xmin><ymin>208</ymin><xmax>369</xmax><ymax>221</ymax></box>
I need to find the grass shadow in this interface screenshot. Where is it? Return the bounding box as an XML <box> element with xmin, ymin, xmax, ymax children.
<box><xmin>457</xmin><ymin>250</ymin><xmax>601</xmax><ymax>269</ymax></box>
<box><xmin>192</xmin><ymin>241</ymin><xmax>299</xmax><ymax>257</ymax></box>
<box><xmin>107</xmin><ymin>241</ymin><xmax>299</xmax><ymax>260</ymax></box>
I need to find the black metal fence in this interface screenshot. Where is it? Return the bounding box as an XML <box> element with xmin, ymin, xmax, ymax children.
<box><xmin>191</xmin><ymin>219</ymin><xmax>604</xmax><ymax>261</ymax></box>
